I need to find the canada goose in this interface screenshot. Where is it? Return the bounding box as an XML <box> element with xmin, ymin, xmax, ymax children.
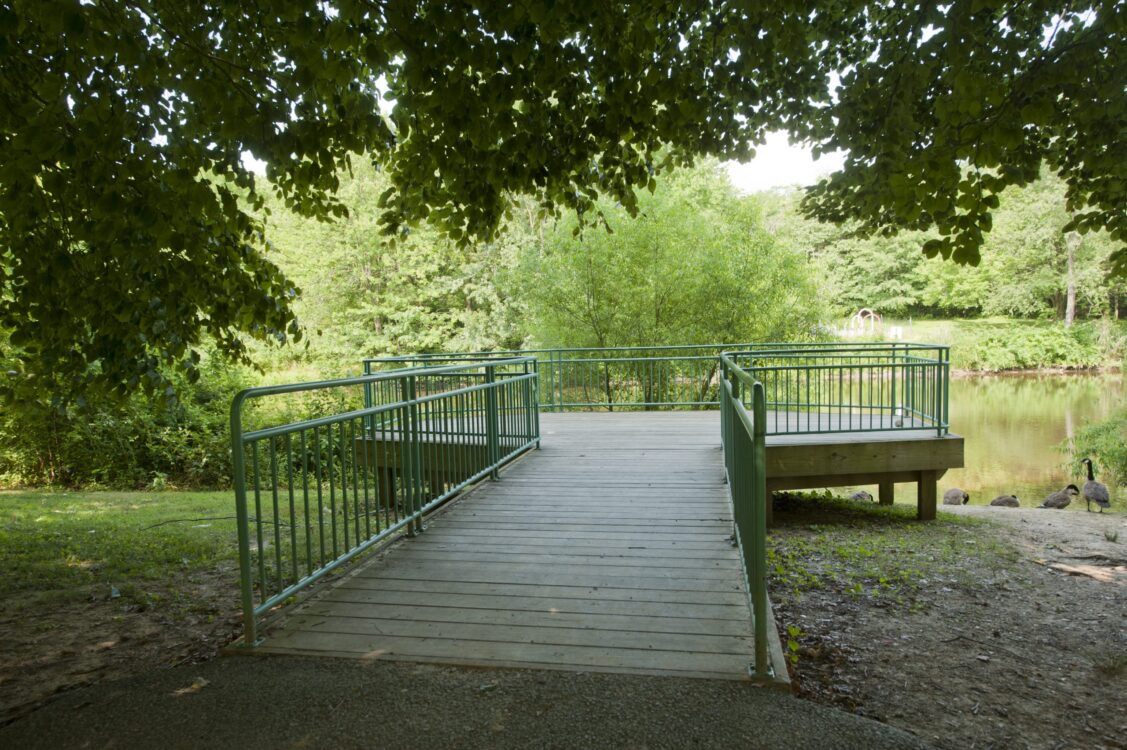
<box><xmin>943</xmin><ymin>488</ymin><xmax>969</xmax><ymax>505</ymax></box>
<box><xmin>1080</xmin><ymin>458</ymin><xmax>1111</xmax><ymax>513</ymax></box>
<box><xmin>1039</xmin><ymin>484</ymin><xmax>1079</xmax><ymax>509</ymax></box>
<box><xmin>990</xmin><ymin>495</ymin><xmax>1020</xmax><ymax>508</ymax></box>
<box><xmin>850</xmin><ymin>490</ymin><xmax>874</xmax><ymax>502</ymax></box>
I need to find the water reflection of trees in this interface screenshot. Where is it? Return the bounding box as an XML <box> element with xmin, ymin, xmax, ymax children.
<box><xmin>945</xmin><ymin>374</ymin><xmax>1125</xmax><ymax>500</ymax></box>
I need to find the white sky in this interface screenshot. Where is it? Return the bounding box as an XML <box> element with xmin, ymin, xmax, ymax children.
<box><xmin>724</xmin><ymin>131</ymin><xmax>846</xmax><ymax>194</ymax></box>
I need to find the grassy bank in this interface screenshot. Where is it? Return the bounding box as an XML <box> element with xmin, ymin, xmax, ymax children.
<box><xmin>0</xmin><ymin>490</ymin><xmax>249</xmax><ymax>722</ymax></box>
<box><xmin>878</xmin><ymin>317</ymin><xmax>1127</xmax><ymax>371</ymax></box>
<box><xmin>0</xmin><ymin>490</ymin><xmax>239</xmax><ymax>608</ymax></box>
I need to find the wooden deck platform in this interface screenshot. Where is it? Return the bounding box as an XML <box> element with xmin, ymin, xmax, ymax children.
<box><xmin>258</xmin><ymin>412</ymin><xmax>774</xmax><ymax>680</ymax></box>
<box><xmin>256</xmin><ymin>411</ymin><xmax>960</xmax><ymax>679</ymax></box>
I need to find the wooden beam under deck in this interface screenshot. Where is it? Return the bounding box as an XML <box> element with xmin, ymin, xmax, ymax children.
<box><xmin>764</xmin><ymin>425</ymin><xmax>963</xmax><ymax>522</ymax></box>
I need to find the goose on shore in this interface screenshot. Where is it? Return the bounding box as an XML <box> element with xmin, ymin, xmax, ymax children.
<box><xmin>990</xmin><ymin>495</ymin><xmax>1020</xmax><ymax>508</ymax></box>
<box><xmin>850</xmin><ymin>490</ymin><xmax>874</xmax><ymax>502</ymax></box>
<box><xmin>1039</xmin><ymin>484</ymin><xmax>1079</xmax><ymax>509</ymax></box>
<box><xmin>1080</xmin><ymin>458</ymin><xmax>1112</xmax><ymax>513</ymax></box>
<box><xmin>943</xmin><ymin>488</ymin><xmax>969</xmax><ymax>505</ymax></box>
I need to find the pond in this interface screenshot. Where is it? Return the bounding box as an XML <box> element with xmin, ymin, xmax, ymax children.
<box><xmin>858</xmin><ymin>372</ymin><xmax>1124</xmax><ymax>509</ymax></box>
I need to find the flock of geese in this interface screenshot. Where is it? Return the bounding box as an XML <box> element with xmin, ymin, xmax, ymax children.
<box><xmin>942</xmin><ymin>457</ymin><xmax>1112</xmax><ymax>512</ymax></box>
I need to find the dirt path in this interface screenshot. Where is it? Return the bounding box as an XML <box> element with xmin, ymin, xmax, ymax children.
<box><xmin>773</xmin><ymin>501</ymin><xmax>1126</xmax><ymax>750</ymax></box>
<box><xmin>943</xmin><ymin>505</ymin><xmax>1127</xmax><ymax>585</ymax></box>
<box><xmin>0</xmin><ymin>564</ymin><xmax>243</xmax><ymax>726</ymax></box>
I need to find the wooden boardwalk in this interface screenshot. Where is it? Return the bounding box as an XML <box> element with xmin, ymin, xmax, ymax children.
<box><xmin>258</xmin><ymin>412</ymin><xmax>761</xmax><ymax>679</ymax></box>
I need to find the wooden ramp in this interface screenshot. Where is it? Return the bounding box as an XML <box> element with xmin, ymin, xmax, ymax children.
<box><xmin>257</xmin><ymin>412</ymin><xmax>762</xmax><ymax>680</ymax></box>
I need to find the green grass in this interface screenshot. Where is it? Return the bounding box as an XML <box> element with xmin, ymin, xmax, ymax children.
<box><xmin>0</xmin><ymin>490</ymin><xmax>239</xmax><ymax>606</ymax></box>
<box><xmin>769</xmin><ymin>493</ymin><xmax>1017</xmax><ymax>609</ymax></box>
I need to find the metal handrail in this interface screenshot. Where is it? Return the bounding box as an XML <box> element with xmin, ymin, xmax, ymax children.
<box><xmin>729</xmin><ymin>345</ymin><xmax>950</xmax><ymax>437</ymax></box>
<box><xmin>364</xmin><ymin>343</ymin><xmax>950</xmax><ymax>435</ymax></box>
<box><xmin>718</xmin><ymin>353</ymin><xmax>770</xmax><ymax>678</ymax></box>
<box><xmin>230</xmin><ymin>358</ymin><xmax>540</xmax><ymax>645</ymax></box>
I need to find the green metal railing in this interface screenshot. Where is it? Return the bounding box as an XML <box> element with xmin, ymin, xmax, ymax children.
<box><xmin>365</xmin><ymin>343</ymin><xmax>950</xmax><ymax>436</ymax></box>
<box><xmin>719</xmin><ymin>353</ymin><xmax>770</xmax><ymax>678</ymax></box>
<box><xmin>729</xmin><ymin>343</ymin><xmax>950</xmax><ymax>437</ymax></box>
<box><xmin>367</xmin><ymin>344</ymin><xmax>757</xmax><ymax>411</ymax></box>
<box><xmin>230</xmin><ymin>358</ymin><xmax>540</xmax><ymax>644</ymax></box>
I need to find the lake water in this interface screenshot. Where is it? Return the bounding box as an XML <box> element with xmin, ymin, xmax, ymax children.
<box><xmin>858</xmin><ymin>373</ymin><xmax>1124</xmax><ymax>508</ymax></box>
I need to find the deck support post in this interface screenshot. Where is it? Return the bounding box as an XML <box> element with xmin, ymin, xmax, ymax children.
<box><xmin>878</xmin><ymin>481</ymin><xmax>895</xmax><ymax>506</ymax></box>
<box><xmin>917</xmin><ymin>470</ymin><xmax>937</xmax><ymax>520</ymax></box>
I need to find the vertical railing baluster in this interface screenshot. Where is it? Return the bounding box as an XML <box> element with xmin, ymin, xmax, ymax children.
<box><xmin>286</xmin><ymin>433</ymin><xmax>298</xmax><ymax>585</ymax></box>
<box><xmin>269</xmin><ymin>438</ymin><xmax>283</xmax><ymax>592</ymax></box>
<box><xmin>327</xmin><ymin>422</ymin><xmax>337</xmax><ymax>559</ymax></box>
<box><xmin>252</xmin><ymin>443</ymin><xmax>266</xmax><ymax>601</ymax></box>
<box><xmin>301</xmin><ymin>430</ymin><xmax>313</xmax><ymax>578</ymax></box>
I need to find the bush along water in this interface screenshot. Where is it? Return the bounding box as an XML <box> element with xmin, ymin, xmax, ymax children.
<box><xmin>1068</xmin><ymin>408</ymin><xmax>1127</xmax><ymax>493</ymax></box>
<box><xmin>944</xmin><ymin>320</ymin><xmax>1123</xmax><ymax>372</ymax></box>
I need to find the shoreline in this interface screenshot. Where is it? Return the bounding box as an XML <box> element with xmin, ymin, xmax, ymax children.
<box><xmin>950</xmin><ymin>364</ymin><xmax>1123</xmax><ymax>378</ymax></box>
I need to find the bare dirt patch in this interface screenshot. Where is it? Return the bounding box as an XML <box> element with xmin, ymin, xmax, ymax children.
<box><xmin>0</xmin><ymin>563</ymin><xmax>243</xmax><ymax>725</ymax></box>
<box><xmin>771</xmin><ymin>497</ymin><xmax>1127</xmax><ymax>750</ymax></box>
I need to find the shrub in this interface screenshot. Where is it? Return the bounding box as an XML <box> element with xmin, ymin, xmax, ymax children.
<box><xmin>954</xmin><ymin>322</ymin><xmax>1108</xmax><ymax>371</ymax></box>
<box><xmin>0</xmin><ymin>358</ymin><xmax>251</xmax><ymax>490</ymax></box>
<box><xmin>1069</xmin><ymin>408</ymin><xmax>1127</xmax><ymax>490</ymax></box>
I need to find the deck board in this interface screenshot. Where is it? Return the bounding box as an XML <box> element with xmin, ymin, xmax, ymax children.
<box><xmin>258</xmin><ymin>411</ymin><xmax>761</xmax><ymax>679</ymax></box>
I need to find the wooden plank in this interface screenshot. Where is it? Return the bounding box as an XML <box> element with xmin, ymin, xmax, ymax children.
<box><xmin>252</xmin><ymin>646</ymin><xmax>745</xmax><ymax>681</ymax></box>
<box><xmin>325</xmin><ymin>585</ymin><xmax>749</xmax><ymax>618</ymax></box>
<box><xmin>441</xmin><ymin>520</ymin><xmax>731</xmax><ymax>531</ymax></box>
<box><xmin>256</xmin><ymin>630</ymin><xmax>752</xmax><ymax>676</ymax></box>
<box><xmin>280</xmin><ymin>614</ymin><xmax>751</xmax><ymax>654</ymax></box>
<box><xmin>407</xmin><ymin>540</ymin><xmax>737</xmax><ymax>559</ymax></box>
<box><xmin>296</xmin><ymin>601</ymin><xmax>750</xmax><ymax>635</ymax></box>
<box><xmin>417</xmin><ymin>527</ymin><xmax>732</xmax><ymax>542</ymax></box>
<box><xmin>410</xmin><ymin>534</ymin><xmax>733</xmax><ymax>551</ymax></box>
<box><xmin>392</xmin><ymin>549</ymin><xmax>741</xmax><ymax>571</ymax></box>
<box><xmin>354</xmin><ymin>562</ymin><xmax>744</xmax><ymax>591</ymax></box>
<box><xmin>335</xmin><ymin>577</ymin><xmax>747</xmax><ymax>606</ymax></box>
<box><xmin>878</xmin><ymin>480</ymin><xmax>895</xmax><ymax>506</ymax></box>
<box><xmin>765</xmin><ymin>435</ymin><xmax>963</xmax><ymax>478</ymax></box>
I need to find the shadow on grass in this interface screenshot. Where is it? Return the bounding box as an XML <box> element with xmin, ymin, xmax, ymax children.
<box><xmin>771</xmin><ymin>491</ymin><xmax>980</xmax><ymax>530</ymax></box>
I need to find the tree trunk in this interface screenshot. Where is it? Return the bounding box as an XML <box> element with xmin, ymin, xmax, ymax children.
<box><xmin>1064</xmin><ymin>231</ymin><xmax>1080</xmax><ymax>328</ymax></box>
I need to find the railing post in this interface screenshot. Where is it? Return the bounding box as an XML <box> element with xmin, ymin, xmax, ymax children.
<box><xmin>529</xmin><ymin>359</ymin><xmax>542</xmax><ymax>448</ymax></box>
<box><xmin>891</xmin><ymin>343</ymin><xmax>898</xmax><ymax>426</ymax></box>
<box><xmin>751</xmin><ymin>382</ymin><xmax>770</xmax><ymax>679</ymax></box>
<box><xmin>937</xmin><ymin>347</ymin><xmax>946</xmax><ymax>435</ymax></box>
<box><xmin>363</xmin><ymin>360</ymin><xmax>380</xmax><ymax>440</ymax></box>
<box><xmin>403</xmin><ymin>375</ymin><xmax>424</xmax><ymax>536</ymax></box>
<box><xmin>938</xmin><ymin>349</ymin><xmax>948</xmax><ymax>437</ymax></box>
<box><xmin>486</xmin><ymin>364</ymin><xmax>500</xmax><ymax>479</ymax></box>
<box><xmin>230</xmin><ymin>394</ymin><xmax>258</xmax><ymax>646</ymax></box>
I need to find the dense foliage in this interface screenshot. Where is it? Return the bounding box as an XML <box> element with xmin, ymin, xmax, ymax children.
<box><xmin>519</xmin><ymin>162</ymin><xmax>821</xmax><ymax>347</ymax></box>
<box><xmin>258</xmin><ymin>163</ymin><xmax>527</xmax><ymax>368</ymax></box>
<box><xmin>765</xmin><ymin>174</ymin><xmax>1127</xmax><ymax>321</ymax></box>
<box><xmin>0</xmin><ymin>355</ymin><xmax>248</xmax><ymax>488</ymax></box>
<box><xmin>3</xmin><ymin>1</ymin><xmax>1124</xmax><ymax>396</ymax></box>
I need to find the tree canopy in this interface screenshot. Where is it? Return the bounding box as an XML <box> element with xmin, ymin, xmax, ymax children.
<box><xmin>2</xmin><ymin>1</ymin><xmax>1124</xmax><ymax>394</ymax></box>
<box><xmin>519</xmin><ymin>161</ymin><xmax>821</xmax><ymax>347</ymax></box>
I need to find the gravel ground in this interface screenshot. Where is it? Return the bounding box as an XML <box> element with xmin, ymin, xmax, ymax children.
<box><xmin>1</xmin><ymin>655</ymin><xmax>928</xmax><ymax>749</ymax></box>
